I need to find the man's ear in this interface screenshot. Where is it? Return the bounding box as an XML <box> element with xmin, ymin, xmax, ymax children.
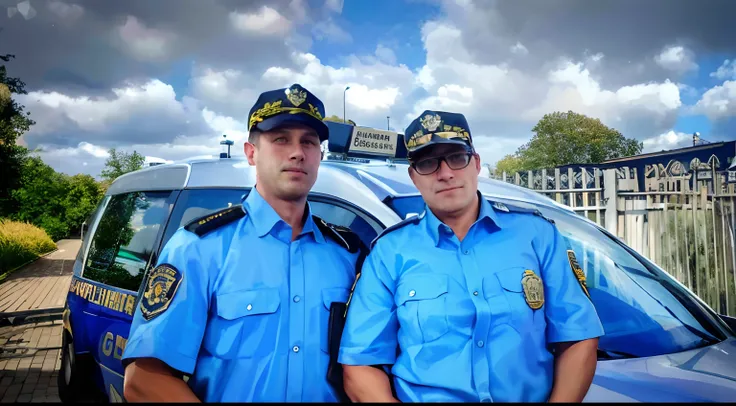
<box><xmin>473</xmin><ymin>153</ymin><xmax>481</xmax><ymax>174</ymax></box>
<box><xmin>244</xmin><ymin>142</ymin><xmax>257</xmax><ymax>166</ymax></box>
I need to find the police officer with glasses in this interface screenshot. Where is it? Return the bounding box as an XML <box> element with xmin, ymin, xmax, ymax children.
<box><xmin>338</xmin><ymin>110</ymin><xmax>604</xmax><ymax>403</ymax></box>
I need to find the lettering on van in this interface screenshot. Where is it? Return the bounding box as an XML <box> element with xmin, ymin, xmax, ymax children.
<box><xmin>101</xmin><ymin>331</ymin><xmax>127</xmax><ymax>360</ymax></box>
<box><xmin>69</xmin><ymin>278</ymin><xmax>136</xmax><ymax>316</ymax></box>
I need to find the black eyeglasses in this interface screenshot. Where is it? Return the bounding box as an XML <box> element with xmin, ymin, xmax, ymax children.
<box><xmin>411</xmin><ymin>152</ymin><xmax>474</xmax><ymax>175</ymax></box>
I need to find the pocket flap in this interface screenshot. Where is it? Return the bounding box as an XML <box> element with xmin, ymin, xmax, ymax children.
<box><xmin>395</xmin><ymin>274</ymin><xmax>448</xmax><ymax>306</ymax></box>
<box><xmin>322</xmin><ymin>287</ymin><xmax>350</xmax><ymax>309</ymax></box>
<box><xmin>495</xmin><ymin>269</ymin><xmax>525</xmax><ymax>293</ymax></box>
<box><xmin>216</xmin><ymin>288</ymin><xmax>281</xmax><ymax>320</ymax></box>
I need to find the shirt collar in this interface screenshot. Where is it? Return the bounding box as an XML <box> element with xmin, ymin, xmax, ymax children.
<box><xmin>242</xmin><ymin>186</ymin><xmax>324</xmax><ymax>243</ymax></box>
<box><xmin>423</xmin><ymin>191</ymin><xmax>504</xmax><ymax>246</ymax></box>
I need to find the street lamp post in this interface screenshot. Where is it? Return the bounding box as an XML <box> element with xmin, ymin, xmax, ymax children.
<box><xmin>387</xmin><ymin>116</ymin><xmax>390</xmax><ymax>130</ymax></box>
<box><xmin>343</xmin><ymin>86</ymin><xmax>350</xmax><ymax>124</ymax></box>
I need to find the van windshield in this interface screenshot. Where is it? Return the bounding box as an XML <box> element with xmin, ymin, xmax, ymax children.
<box><xmin>387</xmin><ymin>195</ymin><xmax>722</xmax><ymax>359</ymax></box>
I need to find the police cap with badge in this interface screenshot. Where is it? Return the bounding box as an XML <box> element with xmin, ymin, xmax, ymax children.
<box><xmin>247</xmin><ymin>83</ymin><xmax>330</xmax><ymax>142</ymax></box>
<box><xmin>403</xmin><ymin>110</ymin><xmax>475</xmax><ymax>160</ymax></box>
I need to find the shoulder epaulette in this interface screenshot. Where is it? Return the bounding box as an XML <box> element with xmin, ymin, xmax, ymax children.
<box><xmin>184</xmin><ymin>205</ymin><xmax>247</xmax><ymax>237</ymax></box>
<box><xmin>314</xmin><ymin>216</ymin><xmax>363</xmax><ymax>254</ymax></box>
<box><xmin>490</xmin><ymin>201</ymin><xmax>554</xmax><ymax>224</ymax></box>
<box><xmin>370</xmin><ymin>212</ymin><xmax>423</xmax><ymax>249</ymax></box>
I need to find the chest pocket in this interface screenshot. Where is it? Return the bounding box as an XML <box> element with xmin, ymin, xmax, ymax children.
<box><xmin>483</xmin><ymin>267</ymin><xmax>545</xmax><ymax>334</ymax></box>
<box><xmin>394</xmin><ymin>274</ymin><xmax>449</xmax><ymax>343</ymax></box>
<box><xmin>204</xmin><ymin>287</ymin><xmax>281</xmax><ymax>359</ymax></box>
<box><xmin>320</xmin><ymin>287</ymin><xmax>350</xmax><ymax>353</ymax></box>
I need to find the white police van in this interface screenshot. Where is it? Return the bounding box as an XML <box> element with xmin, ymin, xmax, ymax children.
<box><xmin>59</xmin><ymin>121</ymin><xmax>736</xmax><ymax>403</ymax></box>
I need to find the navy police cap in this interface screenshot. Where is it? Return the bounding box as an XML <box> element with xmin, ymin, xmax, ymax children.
<box><xmin>248</xmin><ymin>83</ymin><xmax>329</xmax><ymax>142</ymax></box>
<box><xmin>403</xmin><ymin>110</ymin><xmax>474</xmax><ymax>158</ymax></box>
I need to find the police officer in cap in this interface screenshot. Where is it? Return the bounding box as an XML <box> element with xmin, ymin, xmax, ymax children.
<box><xmin>122</xmin><ymin>84</ymin><xmax>363</xmax><ymax>402</ymax></box>
<box><xmin>338</xmin><ymin>110</ymin><xmax>604</xmax><ymax>402</ymax></box>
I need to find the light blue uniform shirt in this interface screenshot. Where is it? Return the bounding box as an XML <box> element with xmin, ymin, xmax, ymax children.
<box><xmin>338</xmin><ymin>193</ymin><xmax>605</xmax><ymax>402</ymax></box>
<box><xmin>122</xmin><ymin>187</ymin><xmax>359</xmax><ymax>402</ymax></box>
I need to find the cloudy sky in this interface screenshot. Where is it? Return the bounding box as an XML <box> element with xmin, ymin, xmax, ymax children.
<box><xmin>4</xmin><ymin>0</ymin><xmax>736</xmax><ymax>178</ymax></box>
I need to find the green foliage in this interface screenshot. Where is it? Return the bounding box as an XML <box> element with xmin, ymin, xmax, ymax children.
<box><xmin>0</xmin><ymin>218</ymin><xmax>56</xmax><ymax>275</ymax></box>
<box><xmin>100</xmin><ymin>148</ymin><xmax>145</xmax><ymax>182</ymax></box>
<box><xmin>499</xmin><ymin>111</ymin><xmax>643</xmax><ymax>173</ymax></box>
<box><xmin>495</xmin><ymin>154</ymin><xmax>525</xmax><ymax>174</ymax></box>
<box><xmin>10</xmin><ymin>153</ymin><xmax>104</xmax><ymax>241</ymax></box>
<box><xmin>1</xmin><ymin>54</ymin><xmax>36</xmax><ymax>217</ymax></box>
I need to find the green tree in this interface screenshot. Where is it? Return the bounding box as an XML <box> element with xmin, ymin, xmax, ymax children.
<box><xmin>0</xmin><ymin>54</ymin><xmax>36</xmax><ymax>216</ymax></box>
<box><xmin>495</xmin><ymin>154</ymin><xmax>526</xmax><ymax>174</ymax></box>
<box><xmin>100</xmin><ymin>148</ymin><xmax>145</xmax><ymax>183</ymax></box>
<box><xmin>63</xmin><ymin>174</ymin><xmax>104</xmax><ymax>236</ymax></box>
<box><xmin>502</xmin><ymin>111</ymin><xmax>643</xmax><ymax>172</ymax></box>
<box><xmin>10</xmin><ymin>155</ymin><xmax>71</xmax><ymax>241</ymax></box>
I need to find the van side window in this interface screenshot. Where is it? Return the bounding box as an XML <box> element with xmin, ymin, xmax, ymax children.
<box><xmin>83</xmin><ymin>191</ymin><xmax>172</xmax><ymax>292</ymax></box>
<box><xmin>309</xmin><ymin>200</ymin><xmax>381</xmax><ymax>248</ymax></box>
<box><xmin>160</xmin><ymin>189</ymin><xmax>382</xmax><ymax>251</ymax></box>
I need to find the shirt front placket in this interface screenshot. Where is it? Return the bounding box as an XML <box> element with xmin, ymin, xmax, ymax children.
<box><xmin>456</xmin><ymin>225</ymin><xmax>493</xmax><ymax>402</ymax></box>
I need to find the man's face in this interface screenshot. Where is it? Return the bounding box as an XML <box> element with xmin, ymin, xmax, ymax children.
<box><xmin>408</xmin><ymin>143</ymin><xmax>481</xmax><ymax>217</ymax></box>
<box><xmin>244</xmin><ymin>123</ymin><xmax>322</xmax><ymax>202</ymax></box>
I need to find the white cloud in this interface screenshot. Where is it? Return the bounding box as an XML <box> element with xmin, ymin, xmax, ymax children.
<box><xmin>510</xmin><ymin>42</ymin><xmax>528</xmax><ymax>55</ymax></box>
<box><xmin>312</xmin><ymin>18</ymin><xmax>352</xmax><ymax>43</ymax></box>
<box><xmin>375</xmin><ymin>44</ymin><xmax>397</xmax><ymax>65</ymax></box>
<box><xmin>710</xmin><ymin>59</ymin><xmax>736</xmax><ymax>80</ymax></box>
<box><xmin>48</xmin><ymin>1</ymin><xmax>84</xmax><ymax>22</ymax></box>
<box><xmin>642</xmin><ymin>130</ymin><xmax>692</xmax><ymax>153</ymax></box>
<box><xmin>78</xmin><ymin>142</ymin><xmax>110</xmax><ymax>158</ymax></box>
<box><xmin>655</xmin><ymin>45</ymin><xmax>698</xmax><ymax>74</ymax></box>
<box><xmin>410</xmin><ymin>19</ymin><xmax>682</xmax><ymax>150</ymax></box>
<box><xmin>116</xmin><ymin>15</ymin><xmax>176</xmax><ymax>62</ymax></box>
<box><xmin>229</xmin><ymin>6</ymin><xmax>292</xmax><ymax>36</ymax></box>
<box><xmin>20</xmin><ymin>79</ymin><xmax>191</xmax><ymax>134</ymax></box>
<box><xmin>325</xmin><ymin>0</ymin><xmax>344</xmax><ymax>13</ymax></box>
<box><xmin>692</xmin><ymin>80</ymin><xmax>736</xmax><ymax>119</ymax></box>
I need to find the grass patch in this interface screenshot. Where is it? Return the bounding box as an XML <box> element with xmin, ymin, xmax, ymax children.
<box><xmin>0</xmin><ymin>218</ymin><xmax>57</xmax><ymax>280</ymax></box>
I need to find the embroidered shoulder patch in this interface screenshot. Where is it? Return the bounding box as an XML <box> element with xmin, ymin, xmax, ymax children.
<box><xmin>566</xmin><ymin>250</ymin><xmax>591</xmax><ymax>300</ymax></box>
<box><xmin>140</xmin><ymin>264</ymin><xmax>183</xmax><ymax>320</ymax></box>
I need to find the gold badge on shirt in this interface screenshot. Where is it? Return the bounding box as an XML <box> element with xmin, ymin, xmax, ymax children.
<box><xmin>521</xmin><ymin>270</ymin><xmax>544</xmax><ymax>310</ymax></box>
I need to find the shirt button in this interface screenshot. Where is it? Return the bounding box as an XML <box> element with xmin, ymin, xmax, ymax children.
<box><xmin>477</xmin><ymin>340</ymin><xmax>484</xmax><ymax>348</ymax></box>
<box><xmin>409</xmin><ymin>290</ymin><xmax>416</xmax><ymax>297</ymax></box>
<box><xmin>464</xmin><ymin>250</ymin><xmax>469</xmax><ymax>255</ymax></box>
<box><xmin>246</xmin><ymin>304</ymin><xmax>253</xmax><ymax>311</ymax></box>
<box><xmin>293</xmin><ymin>295</ymin><xmax>300</xmax><ymax>303</ymax></box>
<box><xmin>292</xmin><ymin>345</ymin><xmax>300</xmax><ymax>353</ymax></box>
<box><xmin>473</xmin><ymin>291</ymin><xmax>479</xmax><ymax>296</ymax></box>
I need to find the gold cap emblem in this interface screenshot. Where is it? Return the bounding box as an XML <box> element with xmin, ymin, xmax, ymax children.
<box><xmin>285</xmin><ymin>85</ymin><xmax>307</xmax><ymax>107</ymax></box>
<box><xmin>420</xmin><ymin>113</ymin><xmax>442</xmax><ymax>132</ymax></box>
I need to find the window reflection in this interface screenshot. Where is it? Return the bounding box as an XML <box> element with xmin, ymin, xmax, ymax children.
<box><xmin>84</xmin><ymin>191</ymin><xmax>171</xmax><ymax>292</ymax></box>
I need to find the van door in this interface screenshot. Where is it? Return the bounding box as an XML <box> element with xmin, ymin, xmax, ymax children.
<box><xmin>66</xmin><ymin>190</ymin><xmax>175</xmax><ymax>401</ymax></box>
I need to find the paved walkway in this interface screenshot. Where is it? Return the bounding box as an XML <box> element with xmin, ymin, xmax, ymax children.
<box><xmin>0</xmin><ymin>239</ymin><xmax>82</xmax><ymax>403</ymax></box>
<box><xmin>0</xmin><ymin>240</ymin><xmax>80</xmax><ymax>316</ymax></box>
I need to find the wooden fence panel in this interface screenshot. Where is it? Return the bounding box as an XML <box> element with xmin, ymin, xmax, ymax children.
<box><xmin>492</xmin><ymin>165</ymin><xmax>735</xmax><ymax>316</ymax></box>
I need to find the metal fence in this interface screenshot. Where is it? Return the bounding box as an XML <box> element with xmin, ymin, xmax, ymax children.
<box><xmin>491</xmin><ymin>161</ymin><xmax>736</xmax><ymax>316</ymax></box>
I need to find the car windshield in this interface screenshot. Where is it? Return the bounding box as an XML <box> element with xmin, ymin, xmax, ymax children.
<box><xmin>388</xmin><ymin>195</ymin><xmax>722</xmax><ymax>359</ymax></box>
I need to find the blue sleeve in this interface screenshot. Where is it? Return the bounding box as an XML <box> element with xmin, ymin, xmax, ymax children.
<box><xmin>122</xmin><ymin>229</ymin><xmax>211</xmax><ymax>374</ymax></box>
<box><xmin>536</xmin><ymin>221</ymin><xmax>605</xmax><ymax>343</ymax></box>
<box><xmin>338</xmin><ymin>248</ymin><xmax>398</xmax><ymax>366</ymax></box>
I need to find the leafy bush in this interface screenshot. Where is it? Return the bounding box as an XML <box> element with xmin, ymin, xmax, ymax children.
<box><xmin>0</xmin><ymin>218</ymin><xmax>56</xmax><ymax>275</ymax></box>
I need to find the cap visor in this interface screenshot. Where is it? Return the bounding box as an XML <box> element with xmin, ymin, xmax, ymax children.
<box><xmin>408</xmin><ymin>138</ymin><xmax>472</xmax><ymax>158</ymax></box>
<box><xmin>256</xmin><ymin>114</ymin><xmax>329</xmax><ymax>142</ymax></box>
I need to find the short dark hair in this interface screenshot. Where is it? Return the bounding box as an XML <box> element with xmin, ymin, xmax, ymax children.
<box><xmin>248</xmin><ymin>130</ymin><xmax>261</xmax><ymax>145</ymax></box>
